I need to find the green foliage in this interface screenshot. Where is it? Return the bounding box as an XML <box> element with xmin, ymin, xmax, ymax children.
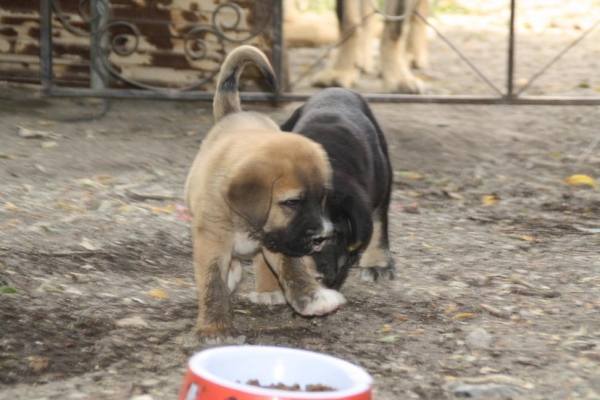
<box><xmin>433</xmin><ymin>0</ymin><xmax>470</xmax><ymax>15</ymax></box>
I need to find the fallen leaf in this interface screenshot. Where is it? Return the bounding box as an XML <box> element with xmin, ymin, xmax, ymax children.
<box><xmin>482</xmin><ymin>194</ymin><xmax>499</xmax><ymax>206</ymax></box>
<box><xmin>396</xmin><ymin>171</ymin><xmax>427</xmax><ymax>180</ymax></box>
<box><xmin>564</xmin><ymin>174</ymin><xmax>597</xmax><ymax>188</ymax></box>
<box><xmin>173</xmin><ymin>278</ymin><xmax>193</xmax><ymax>287</ymax></box>
<box><xmin>56</xmin><ymin>199</ymin><xmax>81</xmax><ymax>212</ymax></box>
<box><xmin>27</xmin><ymin>356</ymin><xmax>50</xmax><ymax>372</ymax></box>
<box><xmin>396</xmin><ymin>315</ymin><xmax>407</xmax><ymax>322</ymax></box>
<box><xmin>41</xmin><ymin>141</ymin><xmax>58</xmax><ymax>149</ymax></box>
<box><xmin>519</xmin><ymin>235</ymin><xmax>536</xmax><ymax>242</ymax></box>
<box><xmin>80</xmin><ymin>238</ymin><xmax>97</xmax><ymax>251</ymax></box>
<box><xmin>148</xmin><ymin>289</ymin><xmax>169</xmax><ymax>299</ymax></box>
<box><xmin>147</xmin><ymin>204</ymin><xmax>175</xmax><ymax>214</ymax></box>
<box><xmin>0</xmin><ymin>286</ymin><xmax>19</xmax><ymax>294</ymax></box>
<box><xmin>234</xmin><ymin>309</ymin><xmax>253</xmax><ymax>315</ymax></box>
<box><xmin>443</xmin><ymin>191</ymin><xmax>465</xmax><ymax>201</ymax></box>
<box><xmin>574</xmin><ymin>226</ymin><xmax>600</xmax><ymax>234</ymax></box>
<box><xmin>453</xmin><ymin>312</ymin><xmax>475</xmax><ymax>320</ymax></box>
<box><xmin>3</xmin><ymin>202</ymin><xmax>19</xmax><ymax>212</ymax></box>
<box><xmin>186</xmin><ymin>130</ymin><xmax>199</xmax><ymax>136</ymax></box>
<box><xmin>38</xmin><ymin>120</ymin><xmax>56</xmax><ymax>127</ymax></box>
<box><xmin>409</xmin><ymin>329</ymin><xmax>426</xmax><ymax>335</ymax></box>
<box><xmin>378</xmin><ymin>325</ymin><xmax>393</xmax><ymax>334</ymax></box>
<box><xmin>118</xmin><ymin>205</ymin><xmax>132</xmax><ymax>213</ymax></box>
<box><xmin>75</xmin><ymin>178</ymin><xmax>105</xmax><ymax>189</ymax></box>
<box><xmin>444</xmin><ymin>303</ymin><xmax>458</xmax><ymax>313</ymax></box>
<box><xmin>406</xmin><ymin>191</ymin><xmax>422</xmax><ymax>198</ymax></box>
<box><xmin>376</xmin><ymin>335</ymin><xmax>400</xmax><ymax>343</ymax></box>
<box><xmin>18</xmin><ymin>126</ymin><xmax>54</xmax><ymax>139</ymax></box>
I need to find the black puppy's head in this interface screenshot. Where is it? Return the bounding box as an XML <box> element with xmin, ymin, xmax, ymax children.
<box><xmin>310</xmin><ymin>177</ymin><xmax>373</xmax><ymax>288</ymax></box>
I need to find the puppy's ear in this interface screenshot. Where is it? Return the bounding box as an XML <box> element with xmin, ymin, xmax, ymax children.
<box><xmin>224</xmin><ymin>163</ymin><xmax>274</xmax><ymax>230</ymax></box>
<box><xmin>339</xmin><ymin>193</ymin><xmax>373</xmax><ymax>253</ymax></box>
<box><xmin>280</xmin><ymin>106</ymin><xmax>303</xmax><ymax>132</ymax></box>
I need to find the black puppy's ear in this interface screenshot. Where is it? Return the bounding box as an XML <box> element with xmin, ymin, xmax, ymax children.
<box><xmin>280</xmin><ymin>106</ymin><xmax>304</xmax><ymax>132</ymax></box>
<box><xmin>339</xmin><ymin>194</ymin><xmax>373</xmax><ymax>254</ymax></box>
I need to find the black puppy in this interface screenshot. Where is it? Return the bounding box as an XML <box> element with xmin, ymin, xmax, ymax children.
<box><xmin>280</xmin><ymin>88</ymin><xmax>394</xmax><ymax>289</ymax></box>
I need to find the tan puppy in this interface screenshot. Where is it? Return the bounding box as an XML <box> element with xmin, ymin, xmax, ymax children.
<box><xmin>184</xmin><ymin>46</ymin><xmax>346</xmax><ymax>341</ymax></box>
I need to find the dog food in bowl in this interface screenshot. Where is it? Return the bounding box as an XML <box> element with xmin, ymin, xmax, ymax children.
<box><xmin>246</xmin><ymin>379</ymin><xmax>336</xmax><ymax>392</ymax></box>
<box><xmin>179</xmin><ymin>345</ymin><xmax>372</xmax><ymax>400</ymax></box>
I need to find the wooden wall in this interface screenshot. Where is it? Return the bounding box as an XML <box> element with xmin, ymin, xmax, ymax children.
<box><xmin>0</xmin><ymin>0</ymin><xmax>277</xmax><ymax>91</ymax></box>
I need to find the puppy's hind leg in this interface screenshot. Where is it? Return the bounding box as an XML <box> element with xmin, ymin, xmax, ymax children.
<box><xmin>359</xmin><ymin>211</ymin><xmax>395</xmax><ymax>282</ymax></box>
<box><xmin>248</xmin><ymin>251</ymin><xmax>286</xmax><ymax>305</ymax></box>
<box><xmin>227</xmin><ymin>258</ymin><xmax>242</xmax><ymax>293</ymax></box>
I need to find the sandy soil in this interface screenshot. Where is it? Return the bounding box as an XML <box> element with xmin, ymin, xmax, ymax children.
<box><xmin>1</xmin><ymin>2</ymin><xmax>600</xmax><ymax>399</ymax></box>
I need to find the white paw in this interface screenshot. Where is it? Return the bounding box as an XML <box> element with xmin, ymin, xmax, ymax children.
<box><xmin>312</xmin><ymin>68</ymin><xmax>358</xmax><ymax>88</ymax></box>
<box><xmin>300</xmin><ymin>288</ymin><xmax>346</xmax><ymax>316</ymax></box>
<box><xmin>227</xmin><ymin>260</ymin><xmax>242</xmax><ymax>293</ymax></box>
<box><xmin>248</xmin><ymin>291</ymin><xmax>286</xmax><ymax>305</ymax></box>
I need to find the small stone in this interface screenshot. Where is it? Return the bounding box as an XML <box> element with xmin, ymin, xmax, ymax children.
<box><xmin>466</xmin><ymin>327</ymin><xmax>493</xmax><ymax>350</ymax></box>
<box><xmin>115</xmin><ymin>316</ymin><xmax>149</xmax><ymax>328</ymax></box>
<box><xmin>140</xmin><ymin>378</ymin><xmax>161</xmax><ymax>388</ymax></box>
<box><xmin>130</xmin><ymin>396</ymin><xmax>154</xmax><ymax>400</ymax></box>
<box><xmin>502</xmin><ymin>245</ymin><xmax>517</xmax><ymax>251</ymax></box>
<box><xmin>41</xmin><ymin>141</ymin><xmax>58</xmax><ymax>149</ymax></box>
<box><xmin>67</xmin><ymin>393</ymin><xmax>88</xmax><ymax>399</ymax></box>
<box><xmin>449</xmin><ymin>281</ymin><xmax>469</xmax><ymax>289</ymax></box>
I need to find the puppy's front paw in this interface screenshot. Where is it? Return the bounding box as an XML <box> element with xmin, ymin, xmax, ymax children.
<box><xmin>361</xmin><ymin>265</ymin><xmax>396</xmax><ymax>282</ymax></box>
<box><xmin>194</xmin><ymin>323</ymin><xmax>244</xmax><ymax>345</ymax></box>
<box><xmin>248</xmin><ymin>290</ymin><xmax>286</xmax><ymax>305</ymax></box>
<box><xmin>293</xmin><ymin>288</ymin><xmax>346</xmax><ymax>316</ymax></box>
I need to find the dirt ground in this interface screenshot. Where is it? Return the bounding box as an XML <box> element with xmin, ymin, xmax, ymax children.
<box><xmin>2</xmin><ymin>3</ymin><xmax>600</xmax><ymax>400</ymax></box>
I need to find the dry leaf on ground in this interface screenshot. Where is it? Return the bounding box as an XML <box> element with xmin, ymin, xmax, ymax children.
<box><xmin>148</xmin><ymin>289</ymin><xmax>169</xmax><ymax>299</ymax></box>
<box><xmin>564</xmin><ymin>174</ymin><xmax>597</xmax><ymax>188</ymax></box>
<box><xmin>482</xmin><ymin>194</ymin><xmax>499</xmax><ymax>206</ymax></box>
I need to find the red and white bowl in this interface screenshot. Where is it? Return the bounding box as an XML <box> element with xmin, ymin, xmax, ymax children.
<box><xmin>179</xmin><ymin>345</ymin><xmax>373</xmax><ymax>400</ymax></box>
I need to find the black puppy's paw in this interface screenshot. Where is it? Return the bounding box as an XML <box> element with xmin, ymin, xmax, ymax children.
<box><xmin>360</xmin><ymin>265</ymin><xmax>395</xmax><ymax>282</ymax></box>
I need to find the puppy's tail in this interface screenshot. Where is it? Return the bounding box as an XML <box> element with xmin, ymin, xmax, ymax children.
<box><xmin>213</xmin><ymin>45</ymin><xmax>276</xmax><ymax>121</ymax></box>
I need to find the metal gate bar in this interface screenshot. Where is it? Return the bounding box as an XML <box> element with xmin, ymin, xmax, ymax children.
<box><xmin>36</xmin><ymin>0</ymin><xmax>600</xmax><ymax>105</ymax></box>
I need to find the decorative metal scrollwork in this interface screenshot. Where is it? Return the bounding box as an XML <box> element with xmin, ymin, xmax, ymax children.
<box><xmin>51</xmin><ymin>0</ymin><xmax>276</xmax><ymax>92</ymax></box>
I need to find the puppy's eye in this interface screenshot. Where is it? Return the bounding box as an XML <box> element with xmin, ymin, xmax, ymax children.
<box><xmin>281</xmin><ymin>199</ymin><xmax>302</xmax><ymax>207</ymax></box>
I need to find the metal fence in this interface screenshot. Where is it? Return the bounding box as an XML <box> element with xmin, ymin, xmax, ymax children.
<box><xmin>37</xmin><ymin>0</ymin><xmax>600</xmax><ymax>105</ymax></box>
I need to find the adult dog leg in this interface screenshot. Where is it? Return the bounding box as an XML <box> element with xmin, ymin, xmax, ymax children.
<box><xmin>312</xmin><ymin>0</ymin><xmax>362</xmax><ymax>88</ymax></box>
<box><xmin>356</xmin><ymin>0</ymin><xmax>377</xmax><ymax>74</ymax></box>
<box><xmin>408</xmin><ymin>0</ymin><xmax>429</xmax><ymax>69</ymax></box>
<box><xmin>263</xmin><ymin>249</ymin><xmax>346</xmax><ymax>316</ymax></box>
<box><xmin>248</xmin><ymin>251</ymin><xmax>286</xmax><ymax>305</ymax></box>
<box><xmin>359</xmin><ymin>209</ymin><xmax>395</xmax><ymax>282</ymax></box>
<box><xmin>192</xmin><ymin>233</ymin><xmax>236</xmax><ymax>340</ymax></box>
<box><xmin>380</xmin><ymin>0</ymin><xmax>425</xmax><ymax>93</ymax></box>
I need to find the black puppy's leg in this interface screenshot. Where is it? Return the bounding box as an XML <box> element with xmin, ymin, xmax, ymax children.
<box><xmin>359</xmin><ymin>206</ymin><xmax>395</xmax><ymax>282</ymax></box>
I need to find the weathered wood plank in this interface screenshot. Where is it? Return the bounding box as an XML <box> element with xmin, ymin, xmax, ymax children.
<box><xmin>0</xmin><ymin>0</ymin><xmax>277</xmax><ymax>90</ymax></box>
